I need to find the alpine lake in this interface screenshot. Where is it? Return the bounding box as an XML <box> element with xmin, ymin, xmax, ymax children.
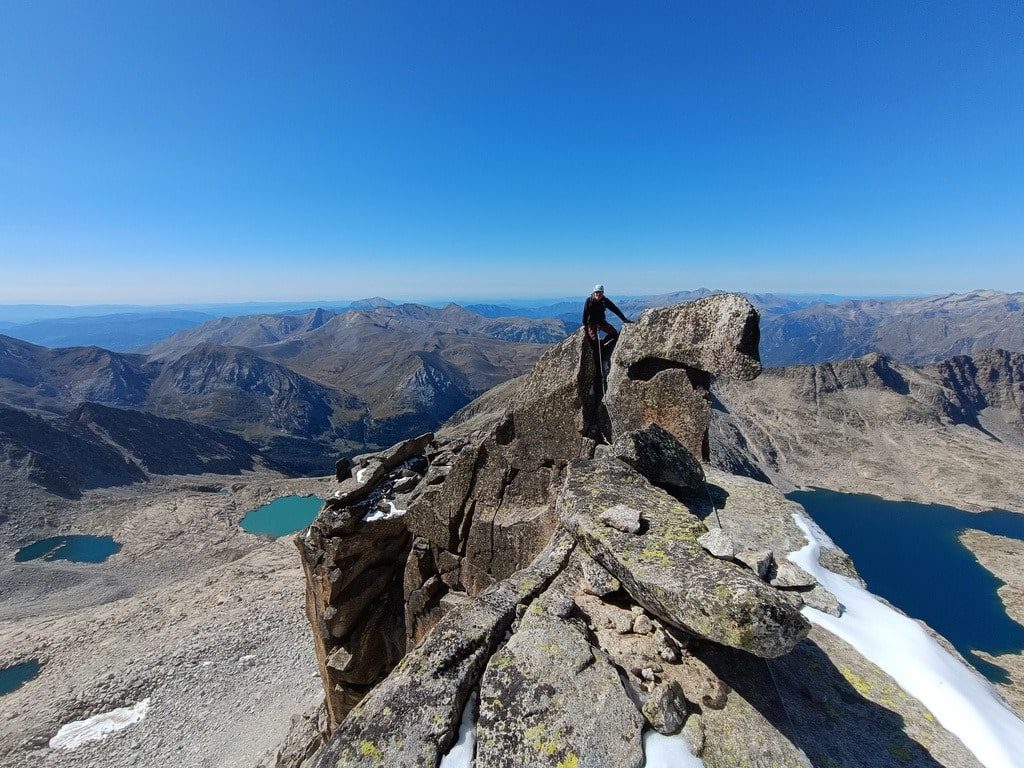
<box><xmin>14</xmin><ymin>535</ymin><xmax>122</xmax><ymax>564</ymax></box>
<box><xmin>789</xmin><ymin>489</ymin><xmax>1024</xmax><ymax>683</ymax></box>
<box><xmin>239</xmin><ymin>495</ymin><xmax>323</xmax><ymax>537</ymax></box>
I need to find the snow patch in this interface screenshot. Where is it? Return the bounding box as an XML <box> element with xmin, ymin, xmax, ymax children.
<box><xmin>643</xmin><ymin>729</ymin><xmax>705</xmax><ymax>767</ymax></box>
<box><xmin>355</xmin><ymin>467</ymin><xmax>372</xmax><ymax>484</ymax></box>
<box><xmin>49</xmin><ymin>698</ymin><xmax>150</xmax><ymax>750</ymax></box>
<box><xmin>438</xmin><ymin>694</ymin><xmax>476</xmax><ymax>768</ymax></box>
<box><xmin>789</xmin><ymin>513</ymin><xmax>1024</xmax><ymax>768</ymax></box>
<box><xmin>362</xmin><ymin>502</ymin><xmax>406</xmax><ymax>523</ymax></box>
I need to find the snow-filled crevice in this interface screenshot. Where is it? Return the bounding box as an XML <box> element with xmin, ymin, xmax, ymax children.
<box><xmin>789</xmin><ymin>513</ymin><xmax>1024</xmax><ymax>768</ymax></box>
<box><xmin>362</xmin><ymin>501</ymin><xmax>406</xmax><ymax>522</ymax></box>
<box><xmin>438</xmin><ymin>692</ymin><xmax>477</xmax><ymax>768</ymax></box>
<box><xmin>642</xmin><ymin>728</ymin><xmax>705</xmax><ymax>767</ymax></box>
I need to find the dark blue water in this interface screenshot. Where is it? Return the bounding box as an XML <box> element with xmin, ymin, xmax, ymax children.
<box><xmin>789</xmin><ymin>489</ymin><xmax>1024</xmax><ymax>683</ymax></box>
<box><xmin>0</xmin><ymin>660</ymin><xmax>40</xmax><ymax>696</ymax></box>
<box><xmin>240</xmin><ymin>495</ymin><xmax>322</xmax><ymax>537</ymax></box>
<box><xmin>14</xmin><ymin>535</ymin><xmax>122</xmax><ymax>563</ymax></box>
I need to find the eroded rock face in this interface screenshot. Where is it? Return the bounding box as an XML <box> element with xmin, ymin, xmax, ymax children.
<box><xmin>608</xmin><ymin>422</ymin><xmax>705</xmax><ymax>494</ymax></box>
<box><xmin>310</xmin><ymin>534</ymin><xmax>574</xmax><ymax>768</ymax></box>
<box><xmin>476</xmin><ymin>586</ymin><xmax>644</xmax><ymax>768</ymax></box>
<box><xmin>604</xmin><ymin>294</ymin><xmax>761</xmax><ymax>459</ymax></box>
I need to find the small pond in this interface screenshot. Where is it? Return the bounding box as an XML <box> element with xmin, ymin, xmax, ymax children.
<box><xmin>14</xmin><ymin>535</ymin><xmax>122</xmax><ymax>564</ymax></box>
<box><xmin>240</xmin><ymin>495</ymin><xmax>322</xmax><ymax>537</ymax></box>
<box><xmin>0</xmin><ymin>660</ymin><xmax>40</xmax><ymax>696</ymax></box>
<box><xmin>789</xmin><ymin>488</ymin><xmax>1024</xmax><ymax>682</ymax></box>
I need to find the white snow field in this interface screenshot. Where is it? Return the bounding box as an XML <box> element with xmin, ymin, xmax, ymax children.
<box><xmin>49</xmin><ymin>698</ymin><xmax>151</xmax><ymax>750</ymax></box>
<box><xmin>789</xmin><ymin>513</ymin><xmax>1024</xmax><ymax>768</ymax></box>
<box><xmin>642</xmin><ymin>729</ymin><xmax>705</xmax><ymax>767</ymax></box>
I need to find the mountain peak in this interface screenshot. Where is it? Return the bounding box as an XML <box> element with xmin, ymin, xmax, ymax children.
<box><xmin>349</xmin><ymin>297</ymin><xmax>397</xmax><ymax>310</ymax></box>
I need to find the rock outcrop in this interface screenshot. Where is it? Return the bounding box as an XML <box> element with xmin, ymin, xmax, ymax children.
<box><xmin>292</xmin><ymin>294</ymin><xmax>986</xmax><ymax>768</ymax></box>
<box><xmin>603</xmin><ymin>293</ymin><xmax>761</xmax><ymax>459</ymax></box>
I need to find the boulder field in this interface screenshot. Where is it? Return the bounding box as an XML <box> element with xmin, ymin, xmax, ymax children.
<box><xmin>287</xmin><ymin>294</ymin><xmax>986</xmax><ymax>768</ymax></box>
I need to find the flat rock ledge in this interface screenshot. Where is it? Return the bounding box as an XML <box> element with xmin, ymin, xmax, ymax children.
<box><xmin>557</xmin><ymin>458</ymin><xmax>810</xmax><ymax>658</ymax></box>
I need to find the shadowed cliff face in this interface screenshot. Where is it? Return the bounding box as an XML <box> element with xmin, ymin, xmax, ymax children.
<box><xmin>287</xmin><ymin>294</ymin><xmax>998</xmax><ymax>768</ymax></box>
<box><xmin>0</xmin><ymin>401</ymin><xmax>274</xmax><ymax>499</ymax></box>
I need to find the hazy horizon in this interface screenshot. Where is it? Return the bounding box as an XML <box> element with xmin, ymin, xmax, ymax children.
<box><xmin>0</xmin><ymin>287</ymin><xmax>962</xmax><ymax>313</ymax></box>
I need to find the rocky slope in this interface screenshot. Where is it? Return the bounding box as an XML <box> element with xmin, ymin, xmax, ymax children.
<box><xmin>0</xmin><ymin>401</ymin><xmax>278</xmax><ymax>501</ymax></box>
<box><xmin>711</xmin><ymin>349</ymin><xmax>1024</xmax><ymax>511</ymax></box>
<box><xmin>283</xmin><ymin>295</ymin><xmax>1010</xmax><ymax>768</ymax></box>
<box><xmin>0</xmin><ymin>474</ymin><xmax>332</xmax><ymax>768</ymax></box>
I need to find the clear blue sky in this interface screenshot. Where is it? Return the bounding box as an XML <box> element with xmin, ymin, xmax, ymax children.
<box><xmin>1</xmin><ymin>1</ymin><xmax>1022</xmax><ymax>303</ymax></box>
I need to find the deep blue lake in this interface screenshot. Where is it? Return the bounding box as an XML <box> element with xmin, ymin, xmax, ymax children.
<box><xmin>0</xmin><ymin>660</ymin><xmax>40</xmax><ymax>696</ymax></box>
<box><xmin>789</xmin><ymin>489</ymin><xmax>1024</xmax><ymax>683</ymax></box>
<box><xmin>14</xmin><ymin>535</ymin><xmax>122</xmax><ymax>563</ymax></box>
<box><xmin>240</xmin><ymin>495</ymin><xmax>322</xmax><ymax>537</ymax></box>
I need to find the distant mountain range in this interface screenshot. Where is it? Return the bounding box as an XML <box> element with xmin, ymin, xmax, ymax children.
<box><xmin>5</xmin><ymin>289</ymin><xmax>1021</xmax><ymax>368</ymax></box>
<box><xmin>473</xmin><ymin>289</ymin><xmax>1024</xmax><ymax>366</ymax></box>
<box><xmin>758</xmin><ymin>289</ymin><xmax>1024</xmax><ymax>365</ymax></box>
<box><xmin>0</xmin><ymin>311</ymin><xmax>215</xmax><ymax>352</ymax></box>
<box><xmin>3</xmin><ymin>289</ymin><xmax>1023</xmax><ymax>494</ymax></box>
<box><xmin>0</xmin><ymin>303</ymin><xmax>560</xmax><ymax>485</ymax></box>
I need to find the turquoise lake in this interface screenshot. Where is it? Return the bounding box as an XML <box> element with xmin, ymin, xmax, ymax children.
<box><xmin>240</xmin><ymin>495</ymin><xmax>323</xmax><ymax>537</ymax></box>
<box><xmin>0</xmin><ymin>660</ymin><xmax>40</xmax><ymax>696</ymax></box>
<box><xmin>789</xmin><ymin>489</ymin><xmax>1024</xmax><ymax>683</ymax></box>
<box><xmin>14</xmin><ymin>535</ymin><xmax>122</xmax><ymax>563</ymax></box>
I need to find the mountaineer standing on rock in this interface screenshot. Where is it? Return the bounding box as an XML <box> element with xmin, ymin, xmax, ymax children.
<box><xmin>583</xmin><ymin>284</ymin><xmax>631</xmax><ymax>345</ymax></box>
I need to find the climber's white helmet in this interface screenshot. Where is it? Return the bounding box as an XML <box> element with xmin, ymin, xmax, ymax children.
<box><xmin>593</xmin><ymin>284</ymin><xmax>604</xmax><ymax>293</ymax></box>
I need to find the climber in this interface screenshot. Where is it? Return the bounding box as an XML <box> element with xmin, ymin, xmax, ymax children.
<box><xmin>583</xmin><ymin>284</ymin><xmax>631</xmax><ymax>345</ymax></box>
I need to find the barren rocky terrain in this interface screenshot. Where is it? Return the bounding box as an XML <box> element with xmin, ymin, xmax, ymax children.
<box><xmin>711</xmin><ymin>349</ymin><xmax>1024</xmax><ymax>512</ymax></box>
<box><xmin>0</xmin><ymin>472</ymin><xmax>330</xmax><ymax>768</ymax></box>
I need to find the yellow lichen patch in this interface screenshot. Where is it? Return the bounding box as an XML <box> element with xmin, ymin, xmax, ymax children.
<box><xmin>524</xmin><ymin>724</ymin><xmax>561</xmax><ymax>757</ymax></box>
<box><xmin>838</xmin><ymin>664</ymin><xmax>873</xmax><ymax>697</ymax></box>
<box><xmin>358</xmin><ymin>741</ymin><xmax>382</xmax><ymax>760</ymax></box>
<box><xmin>539</xmin><ymin>641</ymin><xmax>561</xmax><ymax>657</ymax></box>
<box><xmin>557</xmin><ymin>755</ymin><xmax>580</xmax><ymax>768</ymax></box>
<box><xmin>640</xmin><ymin>547</ymin><xmax>671</xmax><ymax>565</ymax></box>
<box><xmin>489</xmin><ymin>653</ymin><xmax>513</xmax><ymax>669</ymax></box>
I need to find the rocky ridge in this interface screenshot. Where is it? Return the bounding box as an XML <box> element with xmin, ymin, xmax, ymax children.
<box><xmin>287</xmin><ymin>294</ymin><xmax>989</xmax><ymax>768</ymax></box>
<box><xmin>711</xmin><ymin>349</ymin><xmax>1024</xmax><ymax>511</ymax></box>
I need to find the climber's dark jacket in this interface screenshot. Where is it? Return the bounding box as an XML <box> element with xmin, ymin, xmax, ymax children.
<box><xmin>582</xmin><ymin>295</ymin><xmax>627</xmax><ymax>327</ymax></box>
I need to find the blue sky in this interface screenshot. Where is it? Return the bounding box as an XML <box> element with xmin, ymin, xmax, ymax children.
<box><xmin>1</xmin><ymin>1</ymin><xmax>1022</xmax><ymax>303</ymax></box>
